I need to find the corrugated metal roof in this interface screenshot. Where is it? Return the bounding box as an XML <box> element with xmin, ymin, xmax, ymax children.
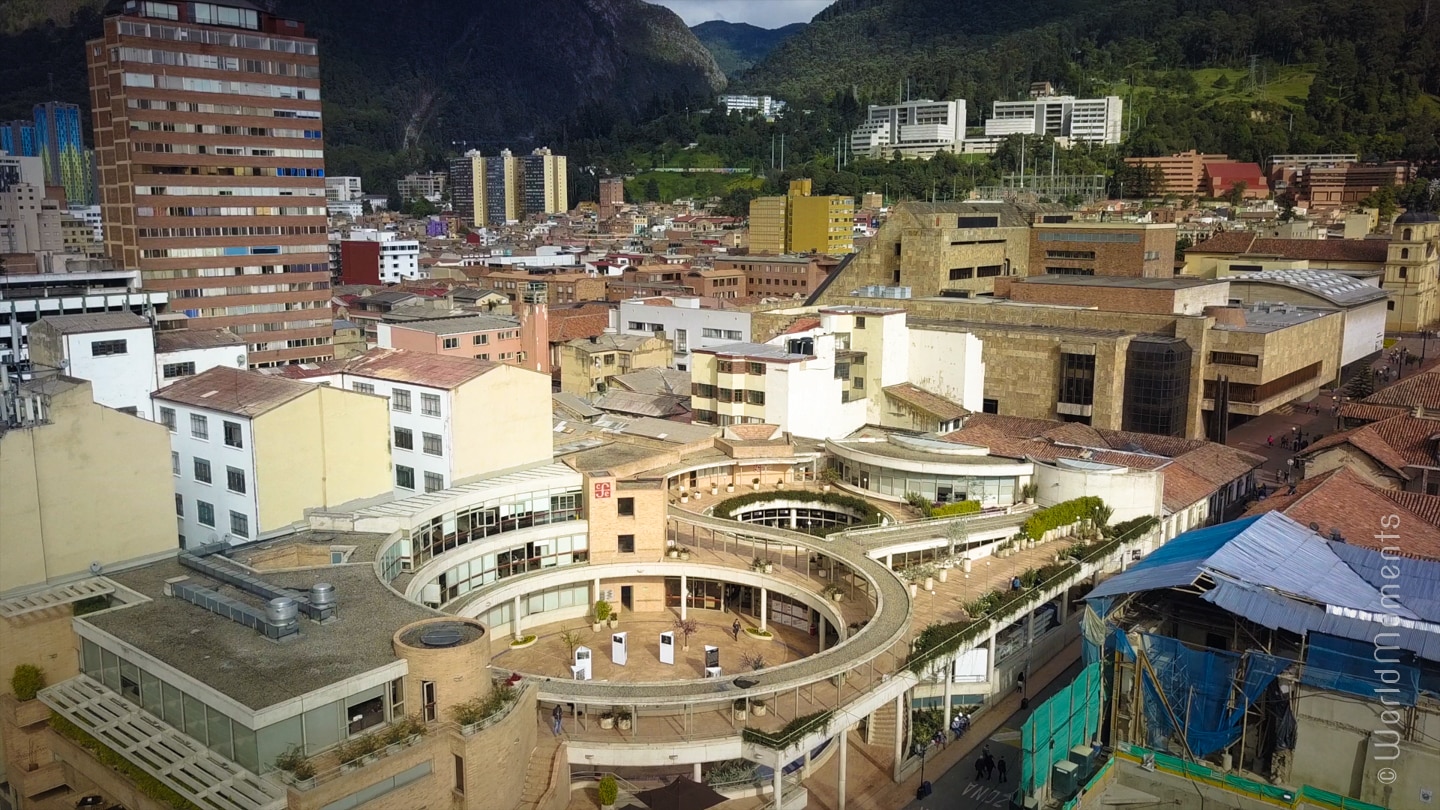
<box><xmin>1329</xmin><ymin>542</ymin><xmax>1440</xmax><ymax>622</ymax></box>
<box><xmin>1204</xmin><ymin>512</ymin><xmax>1408</xmax><ymax>616</ymax></box>
<box><xmin>1087</xmin><ymin>516</ymin><xmax>1260</xmax><ymax>599</ymax></box>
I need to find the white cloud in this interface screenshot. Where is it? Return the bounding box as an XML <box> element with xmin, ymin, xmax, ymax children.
<box><xmin>649</xmin><ymin>0</ymin><xmax>830</xmax><ymax>28</ymax></box>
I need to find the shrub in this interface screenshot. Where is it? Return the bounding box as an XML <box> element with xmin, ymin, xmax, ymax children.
<box><xmin>904</xmin><ymin>492</ymin><xmax>933</xmax><ymax>517</ymax></box>
<box><xmin>451</xmin><ymin>682</ymin><xmax>518</xmax><ymax>726</ymax></box>
<box><xmin>11</xmin><ymin>664</ymin><xmax>45</xmax><ymax>701</ymax></box>
<box><xmin>1019</xmin><ymin>496</ymin><xmax>1104</xmax><ymax>540</ymax></box>
<box><xmin>742</xmin><ymin>710</ymin><xmax>833</xmax><ymax>749</ymax></box>
<box><xmin>598</xmin><ymin>774</ymin><xmax>619</xmax><ymax>806</ymax></box>
<box><xmin>274</xmin><ymin>744</ymin><xmax>308</xmax><ymax>773</ymax></box>
<box><xmin>593</xmin><ymin>600</ymin><xmax>612</xmax><ymax>623</ymax></box>
<box><xmin>931</xmin><ymin>500</ymin><xmax>980</xmax><ymax>518</ymax></box>
<box><xmin>1110</xmin><ymin>514</ymin><xmax>1159</xmax><ymax>541</ymax></box>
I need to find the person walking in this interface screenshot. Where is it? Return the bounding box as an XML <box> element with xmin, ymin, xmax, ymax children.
<box><xmin>982</xmin><ymin>752</ymin><xmax>995</xmax><ymax>780</ymax></box>
<box><xmin>998</xmin><ymin>756</ymin><xmax>1008</xmax><ymax>783</ymax></box>
<box><xmin>732</xmin><ymin>619</ymin><xmax>741</xmax><ymax>640</ymax></box>
<box><xmin>974</xmin><ymin>756</ymin><xmax>986</xmax><ymax>781</ymax></box>
<box><xmin>1267</xmin><ymin>435</ymin><xmax>1273</xmax><ymax>446</ymax></box>
<box><xmin>551</xmin><ymin>704</ymin><xmax>563</xmax><ymax>736</ymax></box>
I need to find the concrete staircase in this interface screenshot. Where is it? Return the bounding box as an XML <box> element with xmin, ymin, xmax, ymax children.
<box><xmin>518</xmin><ymin>732</ymin><xmax>565</xmax><ymax>809</ymax></box>
<box><xmin>865</xmin><ymin>700</ymin><xmax>898</xmax><ymax>748</ymax></box>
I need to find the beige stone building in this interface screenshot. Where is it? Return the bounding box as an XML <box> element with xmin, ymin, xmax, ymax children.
<box><xmin>558</xmin><ymin>333</ymin><xmax>673</xmax><ymax>395</ymax></box>
<box><xmin>0</xmin><ymin>374</ymin><xmax>175</xmax><ymax>596</ymax></box>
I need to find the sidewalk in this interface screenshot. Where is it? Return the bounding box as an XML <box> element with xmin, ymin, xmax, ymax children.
<box><xmin>802</xmin><ymin>638</ymin><xmax>1083</xmax><ymax>810</ymax></box>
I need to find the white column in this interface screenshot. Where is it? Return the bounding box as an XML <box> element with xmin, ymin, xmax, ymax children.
<box><xmin>942</xmin><ymin>661</ymin><xmax>953</xmax><ymax>732</ymax></box>
<box><xmin>760</xmin><ymin>587</ymin><xmax>768</xmax><ymax>632</ymax></box>
<box><xmin>891</xmin><ymin>693</ymin><xmax>905</xmax><ymax>781</ymax></box>
<box><xmin>837</xmin><ymin>726</ymin><xmax>849</xmax><ymax>810</ymax></box>
<box><xmin>593</xmin><ymin>577</ymin><xmax>601</xmax><ymax>603</ymax></box>
<box><xmin>986</xmin><ymin>634</ymin><xmax>997</xmax><ymax>686</ymax></box>
<box><xmin>693</xmin><ymin>762</ymin><xmax>702</xmax><ymax>782</ymax></box>
<box><xmin>512</xmin><ymin>595</ymin><xmax>522</xmax><ymax>640</ymax></box>
<box><xmin>773</xmin><ymin>751</ymin><xmax>784</xmax><ymax>809</ymax></box>
<box><xmin>818</xmin><ymin>616</ymin><xmax>827</xmax><ymax>652</ymax></box>
<box><xmin>680</xmin><ymin>573</ymin><xmax>688</xmax><ymax>621</ymax></box>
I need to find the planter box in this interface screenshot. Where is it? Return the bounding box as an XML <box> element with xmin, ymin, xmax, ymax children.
<box><xmin>733</xmin><ymin>709</ymin><xmax>748</xmax><ymax>721</ymax></box>
<box><xmin>753</xmin><ymin>703</ymin><xmax>768</xmax><ymax>717</ymax></box>
<box><xmin>294</xmin><ymin>776</ymin><xmax>317</xmax><ymax>791</ymax></box>
<box><xmin>14</xmin><ymin>698</ymin><xmax>50</xmax><ymax>728</ymax></box>
<box><xmin>618</xmin><ymin>719</ymin><xmax>632</xmax><ymax>731</ymax></box>
<box><xmin>600</xmin><ymin>717</ymin><xmax>615</xmax><ymax>730</ymax></box>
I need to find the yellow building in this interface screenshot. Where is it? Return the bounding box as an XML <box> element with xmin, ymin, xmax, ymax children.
<box><xmin>746</xmin><ymin>178</ymin><xmax>854</xmax><ymax>254</ymax></box>
<box><xmin>1384</xmin><ymin>212</ymin><xmax>1440</xmax><ymax>333</ymax></box>
<box><xmin>0</xmin><ymin>374</ymin><xmax>176</xmax><ymax>595</ymax></box>
<box><xmin>153</xmin><ymin>366</ymin><xmax>392</xmax><ymax>543</ymax></box>
<box><xmin>559</xmin><ymin>333</ymin><xmax>674</xmax><ymax>395</ymax></box>
<box><xmin>522</xmin><ymin>147</ymin><xmax>568</xmax><ymax>215</ymax></box>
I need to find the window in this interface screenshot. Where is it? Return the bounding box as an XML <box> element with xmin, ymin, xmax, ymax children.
<box><xmin>421</xmin><ymin>393</ymin><xmax>441</xmax><ymax>417</ymax></box>
<box><xmin>748</xmin><ymin>362</ymin><xmax>765</xmax><ymax>375</ymax></box>
<box><xmin>159</xmin><ymin>406</ymin><xmax>176</xmax><ymax>431</ymax></box>
<box><xmin>392</xmin><ymin>388</ymin><xmax>412</xmax><ymax>412</ymax></box>
<box><xmin>223</xmin><ymin>420</ymin><xmax>243</xmax><ymax>448</ymax></box>
<box><xmin>229</xmin><ymin>511</ymin><xmax>249</xmax><ymax>538</ymax></box>
<box><xmin>852</xmin><ymin>377</ymin><xmax>865</xmax><ymax>390</ymax></box>
<box><xmin>473</xmin><ymin>334</ymin><xmax>488</xmax><ymax>345</ymax></box>
<box><xmin>393</xmin><ymin>427</ymin><xmax>413</xmax><ymax>450</ymax></box>
<box><xmin>455</xmin><ymin>754</ymin><xmax>466</xmax><ymax>794</ymax></box>
<box><xmin>422</xmin><ymin>433</ymin><xmax>443</xmax><ymax>455</ymax></box>
<box><xmin>1209</xmin><ymin>351</ymin><xmax>1259</xmax><ymax>368</ymax></box>
<box><xmin>424</xmin><ymin>472</ymin><xmax>444</xmax><ymax>493</ymax></box>
<box><xmin>982</xmin><ymin>398</ymin><xmax>999</xmax><ymax>414</ymax></box>
<box><xmin>396</xmin><ymin>465</ymin><xmax>415</xmax><ymax>490</ymax></box>
<box><xmin>442</xmin><ymin>337</ymin><xmax>459</xmax><ymax>349</ymax></box>
<box><xmin>190</xmin><ymin>413</ymin><xmax>209</xmax><ymax>439</ymax></box>
<box><xmin>162</xmin><ymin>361</ymin><xmax>196</xmax><ymax>379</ymax></box>
<box><xmin>352</xmin><ymin>382</ymin><xmax>375</xmax><ymax>394</ymax></box>
<box><xmin>346</xmin><ymin>695</ymin><xmax>384</xmax><ymax>735</ymax></box>
<box><xmin>175</xmin><ymin>494</ymin><xmax>184</xmax><ymax>516</ymax></box>
<box><xmin>91</xmin><ymin>339</ymin><xmax>128</xmax><ymax>356</ymax></box>
<box><xmin>855</xmin><ymin>316</ymin><xmax>866</xmax><ymax>328</ymax></box>
<box><xmin>618</xmin><ymin>497</ymin><xmax>635</xmax><ymax>517</ymax></box>
<box><xmin>1059</xmin><ymin>353</ymin><xmax>1096</xmax><ymax>406</ymax></box>
<box><xmin>194</xmin><ymin>458</ymin><xmax>212</xmax><ymax>484</ymax></box>
<box><xmin>226</xmin><ymin>466</ymin><xmax>246</xmax><ymax>494</ymax></box>
<box><xmin>746</xmin><ymin>390</ymin><xmax>766</xmax><ymax>405</ymax></box>
<box><xmin>172</xmin><ymin>451</ymin><xmax>180</xmax><ymax>475</ymax></box>
<box><xmin>198</xmin><ymin>501</ymin><xmax>215</xmax><ymax>527</ymax></box>
<box><xmin>618</xmin><ymin>534</ymin><xmax>635</xmax><ymax>553</ymax></box>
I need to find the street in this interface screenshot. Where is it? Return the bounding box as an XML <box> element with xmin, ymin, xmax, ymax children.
<box><xmin>905</xmin><ymin>659</ymin><xmax>1084</xmax><ymax>810</ymax></box>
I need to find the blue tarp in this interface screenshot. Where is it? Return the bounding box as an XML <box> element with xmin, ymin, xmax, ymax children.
<box><xmin>1086</xmin><ymin>516</ymin><xmax>1262</xmax><ymax>599</ymax></box>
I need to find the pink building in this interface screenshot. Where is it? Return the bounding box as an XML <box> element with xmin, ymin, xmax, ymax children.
<box><xmin>379</xmin><ymin>315</ymin><xmax>527</xmax><ymax>364</ymax></box>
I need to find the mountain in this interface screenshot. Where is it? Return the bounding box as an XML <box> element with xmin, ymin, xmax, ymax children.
<box><xmin>0</xmin><ymin>0</ymin><xmax>726</xmax><ymax>189</ymax></box>
<box><xmin>690</xmin><ymin>21</ymin><xmax>806</xmax><ymax>79</ymax></box>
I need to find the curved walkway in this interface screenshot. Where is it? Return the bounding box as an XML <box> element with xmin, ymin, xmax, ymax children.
<box><xmin>528</xmin><ymin>507</ymin><xmax>912</xmax><ymax>706</ymax></box>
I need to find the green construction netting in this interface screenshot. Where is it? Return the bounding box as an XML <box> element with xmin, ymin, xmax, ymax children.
<box><xmin>1020</xmin><ymin>660</ymin><xmax>1103</xmax><ymax>793</ymax></box>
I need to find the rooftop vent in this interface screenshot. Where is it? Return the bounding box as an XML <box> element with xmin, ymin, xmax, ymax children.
<box><xmin>179</xmin><ymin>548</ymin><xmax>338</xmax><ymax>621</ymax></box>
<box><xmin>310</xmin><ymin>583</ymin><xmax>335</xmax><ymax>608</ymax></box>
<box><xmin>420</xmin><ymin>626</ymin><xmax>464</xmax><ymax>648</ymax></box>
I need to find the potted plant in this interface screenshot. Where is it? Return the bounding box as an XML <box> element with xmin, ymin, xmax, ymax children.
<box><xmin>937</xmin><ymin>564</ymin><xmax>950</xmax><ymax>583</ymax></box>
<box><xmin>823</xmin><ymin>583</ymin><xmax>845</xmax><ymax>602</ymax></box>
<box><xmin>820</xmin><ymin>466</ymin><xmax>840</xmax><ymax>492</ymax></box>
<box><xmin>592</xmin><ymin>600</ymin><xmax>611</xmax><ymax>632</ymax></box>
<box><xmin>274</xmin><ymin>745</ymin><xmax>309</xmax><ymax>784</ymax></box>
<box><xmin>710</xmin><ymin>483</ymin><xmax>719</xmax><ymax>495</ymax></box>
<box><xmin>752</xmin><ymin>477</ymin><xmax>761</xmax><ymax>491</ymax></box>
<box><xmin>616</xmin><ymin>709</ymin><xmax>633</xmax><ymax>731</ymax></box>
<box><xmin>678</xmin><ymin>547</ymin><xmax>692</xmax><ymax>561</ymax></box>
<box><xmin>599</xmin><ymin>712</ymin><xmax>615</xmax><ymax>730</ymax></box>
<box><xmin>1021</xmin><ymin>482</ymin><xmax>1038</xmax><ymax>505</ymax></box>
<box><xmin>726</xmin><ymin>481</ymin><xmax>735</xmax><ymax>493</ymax></box>
<box><xmin>598</xmin><ymin>774</ymin><xmax>619</xmax><ymax>810</ymax></box>
<box><xmin>292</xmin><ymin>758</ymin><xmax>316</xmax><ymax>789</ymax></box>
<box><xmin>681</xmin><ymin>492</ymin><xmax>689</xmax><ymax>504</ymax></box>
<box><xmin>752</xmin><ymin>698</ymin><xmax>768</xmax><ymax>717</ymax></box>
<box><xmin>733</xmin><ymin>699</ymin><xmax>748</xmax><ymax>721</ymax></box>
<box><xmin>608</xmin><ymin>606</ymin><xmax>620</xmax><ymax>629</ymax></box>
<box><xmin>667</xmin><ymin>545</ymin><xmax>680</xmax><ymax>559</ymax></box>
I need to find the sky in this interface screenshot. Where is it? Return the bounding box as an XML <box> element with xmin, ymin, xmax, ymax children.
<box><xmin>649</xmin><ymin>0</ymin><xmax>831</xmax><ymax>28</ymax></box>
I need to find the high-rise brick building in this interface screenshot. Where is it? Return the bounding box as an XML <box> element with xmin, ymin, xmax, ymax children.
<box><xmin>87</xmin><ymin>0</ymin><xmax>333</xmax><ymax>367</ymax></box>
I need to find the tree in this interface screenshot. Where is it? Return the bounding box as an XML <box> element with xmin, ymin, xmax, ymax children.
<box><xmin>1276</xmin><ymin>189</ymin><xmax>1299</xmax><ymax>222</ymax></box>
<box><xmin>715</xmin><ymin>186</ymin><xmax>758</xmax><ymax>217</ymax></box>
<box><xmin>1176</xmin><ymin>235</ymin><xmax>1194</xmax><ymax>259</ymax></box>
<box><xmin>1359</xmin><ymin>184</ymin><xmax>1399</xmax><ymax>224</ymax></box>
<box><xmin>643</xmin><ymin>177</ymin><xmax>661</xmax><ymax>202</ymax></box>
<box><xmin>1344</xmin><ymin>368</ymin><xmax>1374</xmax><ymax>401</ymax></box>
<box><xmin>1225</xmin><ymin>181</ymin><xmax>1248</xmax><ymax>208</ymax></box>
<box><xmin>674</xmin><ymin>617</ymin><xmax>698</xmax><ymax>650</ymax></box>
<box><xmin>1212</xmin><ymin>74</ymin><xmax>1231</xmax><ymax>90</ymax></box>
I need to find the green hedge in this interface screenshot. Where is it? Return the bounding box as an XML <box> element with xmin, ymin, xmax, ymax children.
<box><xmin>1109</xmin><ymin>514</ymin><xmax>1159</xmax><ymax>540</ymax></box>
<box><xmin>1019</xmin><ymin>496</ymin><xmax>1104</xmax><ymax>540</ymax></box>
<box><xmin>51</xmin><ymin>715</ymin><xmax>203</xmax><ymax>810</ymax></box>
<box><xmin>931</xmin><ymin>500</ymin><xmax>981</xmax><ymax>518</ymax></box>
<box><xmin>741</xmin><ymin>710</ymin><xmax>833</xmax><ymax>749</ymax></box>
<box><xmin>712</xmin><ymin>490</ymin><xmax>883</xmax><ymax>525</ymax></box>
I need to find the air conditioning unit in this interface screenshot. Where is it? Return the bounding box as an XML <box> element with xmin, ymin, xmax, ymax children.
<box><xmin>1051</xmin><ymin>760</ymin><xmax>1080</xmax><ymax>800</ymax></box>
<box><xmin>1069</xmin><ymin>744</ymin><xmax>1100</xmax><ymax>781</ymax></box>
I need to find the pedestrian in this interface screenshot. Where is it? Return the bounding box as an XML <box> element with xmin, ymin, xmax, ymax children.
<box><xmin>983</xmin><ymin>752</ymin><xmax>995</xmax><ymax>780</ymax></box>
<box><xmin>975</xmin><ymin>757</ymin><xmax>986</xmax><ymax>781</ymax></box>
<box><xmin>998</xmin><ymin>756</ymin><xmax>1008</xmax><ymax>783</ymax></box>
<box><xmin>732</xmin><ymin>619</ymin><xmax>741</xmax><ymax>640</ymax></box>
<box><xmin>951</xmin><ymin>713</ymin><xmax>964</xmax><ymax>740</ymax></box>
<box><xmin>1267</xmin><ymin>435</ymin><xmax>1273</xmax><ymax>446</ymax></box>
<box><xmin>551</xmin><ymin>704</ymin><xmax>563</xmax><ymax>736</ymax></box>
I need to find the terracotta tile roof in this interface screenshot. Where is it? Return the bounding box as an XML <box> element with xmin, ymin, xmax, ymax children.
<box><xmin>1189</xmin><ymin>232</ymin><xmax>1390</xmax><ymax>264</ymax></box>
<box><xmin>779</xmin><ymin>317</ymin><xmax>822</xmax><ymax>335</ymax></box>
<box><xmin>1360</xmin><ymin>370</ymin><xmax>1440</xmax><ymax>410</ymax></box>
<box><xmin>1339</xmin><ymin>402</ymin><xmax>1410</xmax><ymax>423</ymax></box>
<box><xmin>289</xmin><ymin>348</ymin><xmax>498</xmax><ymax>390</ymax></box>
<box><xmin>956</xmin><ymin>413</ymin><xmax>1067</xmax><ymax>438</ymax></box>
<box><xmin>1241</xmin><ymin>468</ymin><xmax>1339</xmax><ymax>516</ymax></box>
<box><xmin>1367</xmin><ymin>413</ymin><xmax>1440</xmax><ymax>466</ymax></box>
<box><xmin>155</xmin><ymin>328</ymin><xmax>244</xmax><ymax>352</ymax></box>
<box><xmin>1161</xmin><ymin>462</ymin><xmax>1220</xmax><ymax>512</ymax></box>
<box><xmin>882</xmin><ymin>383</ymin><xmax>969</xmax><ymax>422</ymax></box>
<box><xmin>154</xmin><ymin>366</ymin><xmax>316</xmax><ymax>417</ymax></box>
<box><xmin>1169</xmin><ymin>443</ymin><xmax>1265</xmax><ymax>488</ymax></box>
<box><xmin>1099</xmin><ymin>430</ymin><xmax>1209</xmax><ymax>458</ymax></box>
<box><xmin>549</xmin><ymin>305</ymin><xmax>612</xmax><ymax>343</ymax></box>
<box><xmin>1243</xmin><ymin>467</ymin><xmax>1440</xmax><ymax>560</ymax></box>
<box><xmin>1299</xmin><ymin>418</ymin><xmax>1416</xmax><ymax>478</ymax></box>
<box><xmin>1040</xmin><ymin>422</ymin><xmax>1108</xmax><ymax>447</ymax></box>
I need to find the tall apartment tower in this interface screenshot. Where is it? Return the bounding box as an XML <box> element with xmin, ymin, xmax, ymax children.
<box><xmin>598</xmin><ymin>176</ymin><xmax>624</xmax><ymax>219</ymax></box>
<box><xmin>449</xmin><ymin>149</ymin><xmax>521</xmax><ymax>228</ymax></box>
<box><xmin>87</xmin><ymin>0</ymin><xmax>333</xmax><ymax>367</ymax></box>
<box><xmin>521</xmin><ymin>147</ymin><xmax>567</xmax><ymax>216</ymax></box>
<box><xmin>1</xmin><ymin>120</ymin><xmax>39</xmax><ymax>157</ymax></box>
<box><xmin>33</xmin><ymin>102</ymin><xmax>91</xmax><ymax>205</ymax></box>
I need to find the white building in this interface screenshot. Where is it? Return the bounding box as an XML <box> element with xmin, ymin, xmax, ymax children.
<box><xmin>618</xmin><ymin>296</ymin><xmax>752</xmax><ymax>372</ymax></box>
<box><xmin>0</xmin><ymin>264</ymin><xmax>168</xmax><ymax>367</ymax></box>
<box><xmin>26</xmin><ymin>312</ymin><xmax>157</xmax><ymax>418</ymax></box>
<box><xmin>691</xmin><ymin>306</ymin><xmax>985</xmax><ymax>439</ymax></box>
<box><xmin>717</xmin><ymin>94</ymin><xmax>786</xmax><ymax>117</ymax></box>
<box><xmin>155</xmin><ymin>327</ymin><xmax>247</xmax><ymax>387</ymax></box>
<box><xmin>327</xmin><ymin>200</ymin><xmax>364</xmax><ymax>219</ymax></box>
<box><xmin>325</xmin><ymin>176</ymin><xmax>364</xmax><ymax>202</ymax></box>
<box><xmin>850</xmin><ymin>100</ymin><xmax>966</xmax><ymax>159</ymax></box>
<box><xmin>985</xmin><ymin>95</ymin><xmax>1123</xmax><ymax>145</ymax></box>
<box><xmin>68</xmin><ymin>204</ymin><xmax>103</xmax><ymax>243</ymax></box>
<box><xmin>342</xmin><ymin>228</ymin><xmax>423</xmax><ymax>284</ymax></box>
<box><xmin>292</xmin><ymin>348</ymin><xmax>554</xmax><ymax>496</ymax></box>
